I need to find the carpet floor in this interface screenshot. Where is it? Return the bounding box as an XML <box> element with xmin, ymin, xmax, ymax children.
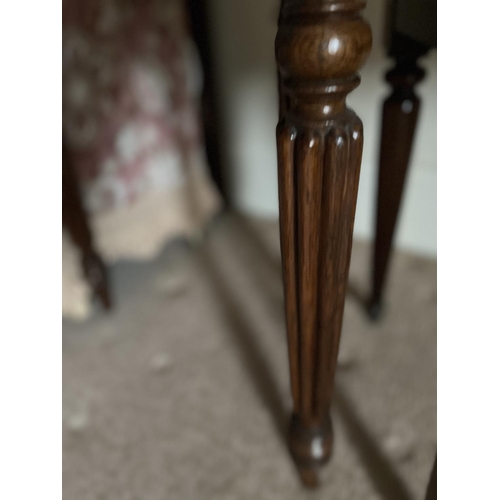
<box><xmin>63</xmin><ymin>213</ymin><xmax>436</xmax><ymax>500</ymax></box>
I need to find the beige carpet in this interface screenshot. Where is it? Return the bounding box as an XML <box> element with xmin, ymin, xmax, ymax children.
<box><xmin>63</xmin><ymin>213</ymin><xmax>436</xmax><ymax>500</ymax></box>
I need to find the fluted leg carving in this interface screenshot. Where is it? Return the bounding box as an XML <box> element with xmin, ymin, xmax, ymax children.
<box><xmin>275</xmin><ymin>0</ymin><xmax>371</xmax><ymax>486</ymax></box>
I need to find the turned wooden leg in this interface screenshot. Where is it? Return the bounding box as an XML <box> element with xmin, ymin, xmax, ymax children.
<box><xmin>62</xmin><ymin>141</ymin><xmax>112</xmax><ymax>310</ymax></box>
<box><xmin>275</xmin><ymin>0</ymin><xmax>371</xmax><ymax>486</ymax></box>
<box><xmin>368</xmin><ymin>57</ymin><xmax>424</xmax><ymax>319</ymax></box>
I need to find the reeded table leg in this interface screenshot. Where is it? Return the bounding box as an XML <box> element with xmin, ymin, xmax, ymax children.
<box><xmin>275</xmin><ymin>0</ymin><xmax>371</xmax><ymax>487</ymax></box>
<box><xmin>369</xmin><ymin>56</ymin><xmax>424</xmax><ymax>319</ymax></box>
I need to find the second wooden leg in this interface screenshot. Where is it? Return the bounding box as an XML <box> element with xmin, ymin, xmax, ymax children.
<box><xmin>369</xmin><ymin>60</ymin><xmax>424</xmax><ymax>319</ymax></box>
<box><xmin>62</xmin><ymin>141</ymin><xmax>112</xmax><ymax>310</ymax></box>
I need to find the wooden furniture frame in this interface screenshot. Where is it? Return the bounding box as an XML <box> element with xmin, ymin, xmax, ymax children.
<box><xmin>275</xmin><ymin>0</ymin><xmax>371</xmax><ymax>486</ymax></box>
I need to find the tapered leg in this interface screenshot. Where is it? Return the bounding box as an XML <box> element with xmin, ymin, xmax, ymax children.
<box><xmin>275</xmin><ymin>0</ymin><xmax>371</xmax><ymax>486</ymax></box>
<box><xmin>62</xmin><ymin>141</ymin><xmax>112</xmax><ymax>310</ymax></box>
<box><xmin>368</xmin><ymin>58</ymin><xmax>424</xmax><ymax>319</ymax></box>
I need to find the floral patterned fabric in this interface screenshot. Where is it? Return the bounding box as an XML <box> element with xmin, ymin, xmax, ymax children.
<box><xmin>62</xmin><ymin>0</ymin><xmax>221</xmax><ymax>319</ymax></box>
<box><xmin>63</xmin><ymin>0</ymin><xmax>212</xmax><ymax>213</ymax></box>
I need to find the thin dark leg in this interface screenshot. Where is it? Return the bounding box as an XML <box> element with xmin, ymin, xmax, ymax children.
<box><xmin>62</xmin><ymin>141</ymin><xmax>112</xmax><ymax>310</ymax></box>
<box><xmin>368</xmin><ymin>58</ymin><xmax>424</xmax><ymax>319</ymax></box>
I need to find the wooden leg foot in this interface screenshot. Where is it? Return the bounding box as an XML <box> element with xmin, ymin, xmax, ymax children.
<box><xmin>289</xmin><ymin>414</ymin><xmax>333</xmax><ymax>488</ymax></box>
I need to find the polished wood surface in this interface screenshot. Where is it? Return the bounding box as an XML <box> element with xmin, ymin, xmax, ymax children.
<box><xmin>62</xmin><ymin>141</ymin><xmax>112</xmax><ymax>310</ymax></box>
<box><xmin>369</xmin><ymin>56</ymin><xmax>424</xmax><ymax>318</ymax></box>
<box><xmin>275</xmin><ymin>0</ymin><xmax>371</xmax><ymax>486</ymax></box>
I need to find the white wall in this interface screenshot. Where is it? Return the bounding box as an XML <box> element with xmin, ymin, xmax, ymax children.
<box><xmin>207</xmin><ymin>0</ymin><xmax>436</xmax><ymax>257</ymax></box>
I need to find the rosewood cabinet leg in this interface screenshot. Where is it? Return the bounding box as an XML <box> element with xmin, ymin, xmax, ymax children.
<box><xmin>275</xmin><ymin>0</ymin><xmax>371</xmax><ymax>486</ymax></box>
<box><xmin>62</xmin><ymin>141</ymin><xmax>112</xmax><ymax>310</ymax></box>
<box><xmin>368</xmin><ymin>58</ymin><xmax>424</xmax><ymax>319</ymax></box>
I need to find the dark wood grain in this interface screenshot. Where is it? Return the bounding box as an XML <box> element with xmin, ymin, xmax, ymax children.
<box><xmin>275</xmin><ymin>0</ymin><xmax>371</xmax><ymax>486</ymax></box>
<box><xmin>368</xmin><ymin>56</ymin><xmax>424</xmax><ymax>319</ymax></box>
